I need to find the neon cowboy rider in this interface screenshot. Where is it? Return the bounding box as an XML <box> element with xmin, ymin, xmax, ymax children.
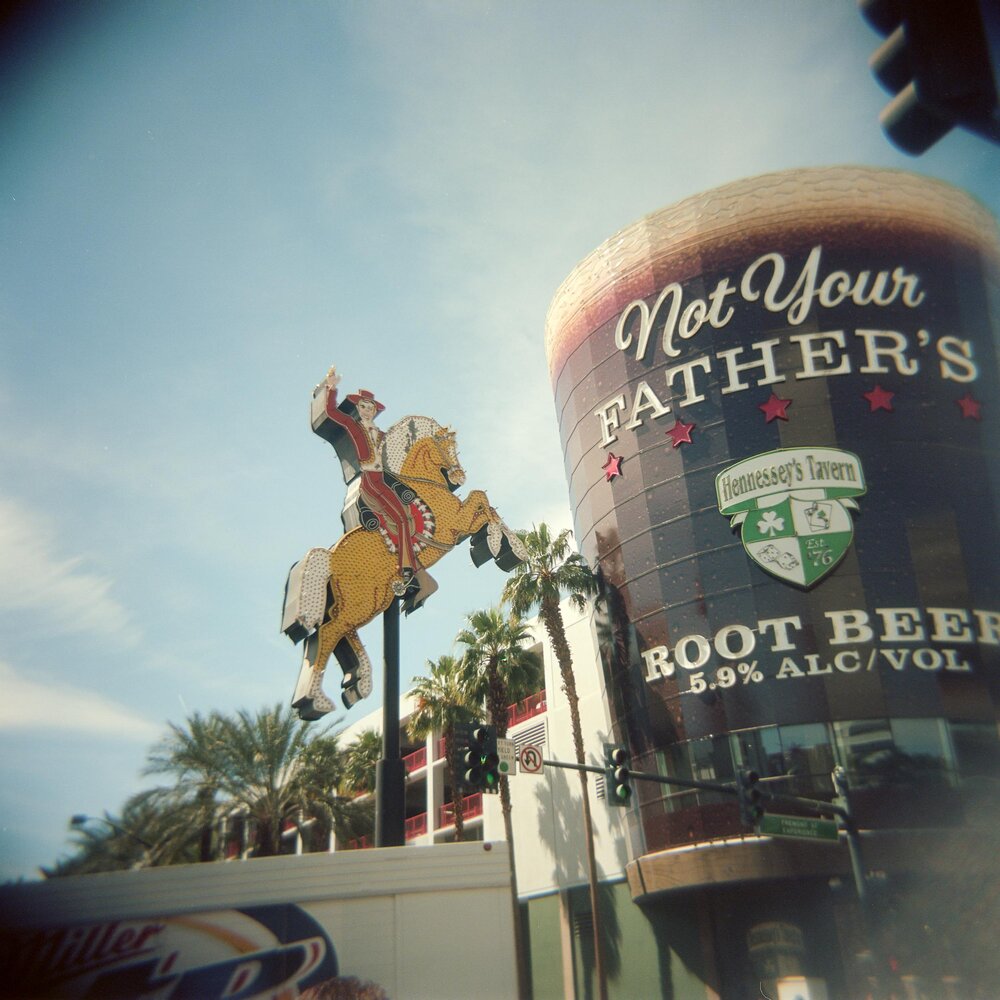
<box><xmin>320</xmin><ymin>367</ymin><xmax>419</xmax><ymax>596</ymax></box>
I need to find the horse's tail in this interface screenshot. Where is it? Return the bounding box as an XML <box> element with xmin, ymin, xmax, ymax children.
<box><xmin>281</xmin><ymin>547</ymin><xmax>332</xmax><ymax>644</ymax></box>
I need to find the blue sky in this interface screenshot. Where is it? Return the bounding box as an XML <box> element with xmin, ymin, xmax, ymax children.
<box><xmin>2</xmin><ymin>1</ymin><xmax>997</xmax><ymax>881</ymax></box>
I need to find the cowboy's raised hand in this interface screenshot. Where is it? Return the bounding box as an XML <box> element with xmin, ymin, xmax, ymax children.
<box><xmin>324</xmin><ymin>366</ymin><xmax>342</xmax><ymax>390</ymax></box>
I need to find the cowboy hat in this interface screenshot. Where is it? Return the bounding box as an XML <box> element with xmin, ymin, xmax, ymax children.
<box><xmin>346</xmin><ymin>389</ymin><xmax>385</xmax><ymax>414</ymax></box>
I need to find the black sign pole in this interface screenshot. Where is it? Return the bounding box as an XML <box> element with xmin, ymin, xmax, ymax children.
<box><xmin>832</xmin><ymin>766</ymin><xmax>886</xmax><ymax>997</ymax></box>
<box><xmin>375</xmin><ymin>597</ymin><xmax>406</xmax><ymax>847</ymax></box>
<box><xmin>540</xmin><ymin>757</ymin><xmax>883</xmax><ymax>991</ymax></box>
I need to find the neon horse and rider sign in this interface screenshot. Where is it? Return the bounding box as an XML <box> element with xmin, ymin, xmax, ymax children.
<box><xmin>281</xmin><ymin>366</ymin><xmax>526</xmax><ymax>719</ymax></box>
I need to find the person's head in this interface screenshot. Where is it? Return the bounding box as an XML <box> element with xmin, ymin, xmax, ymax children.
<box><xmin>347</xmin><ymin>389</ymin><xmax>384</xmax><ymax>421</ymax></box>
<box><xmin>299</xmin><ymin>976</ymin><xmax>389</xmax><ymax>1000</ymax></box>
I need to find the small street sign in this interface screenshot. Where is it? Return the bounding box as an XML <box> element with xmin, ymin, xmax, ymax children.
<box><xmin>497</xmin><ymin>737</ymin><xmax>517</xmax><ymax>776</ymax></box>
<box><xmin>518</xmin><ymin>743</ymin><xmax>543</xmax><ymax>774</ymax></box>
<box><xmin>758</xmin><ymin>813</ymin><xmax>839</xmax><ymax>842</ymax></box>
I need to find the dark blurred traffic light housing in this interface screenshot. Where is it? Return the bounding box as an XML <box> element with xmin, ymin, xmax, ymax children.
<box><xmin>456</xmin><ymin>723</ymin><xmax>501</xmax><ymax>794</ymax></box>
<box><xmin>736</xmin><ymin>768</ymin><xmax>765</xmax><ymax>828</ymax></box>
<box><xmin>603</xmin><ymin>744</ymin><xmax>632</xmax><ymax>808</ymax></box>
<box><xmin>859</xmin><ymin>0</ymin><xmax>1000</xmax><ymax>153</ymax></box>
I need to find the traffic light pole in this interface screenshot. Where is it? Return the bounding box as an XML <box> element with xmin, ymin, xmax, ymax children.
<box><xmin>375</xmin><ymin>597</ymin><xmax>406</xmax><ymax>848</ymax></box>
<box><xmin>542</xmin><ymin>755</ymin><xmax>880</xmax><ymax>993</ymax></box>
<box><xmin>542</xmin><ymin>758</ymin><xmax>758</xmax><ymax>801</ymax></box>
<box><xmin>540</xmin><ymin>758</ymin><xmax>864</xmax><ymax>892</ymax></box>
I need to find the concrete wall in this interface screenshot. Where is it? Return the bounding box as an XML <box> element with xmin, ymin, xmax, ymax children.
<box><xmin>0</xmin><ymin>842</ymin><xmax>517</xmax><ymax>1000</ymax></box>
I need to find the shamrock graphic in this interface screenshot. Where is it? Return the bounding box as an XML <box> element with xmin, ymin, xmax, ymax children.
<box><xmin>757</xmin><ymin>511</ymin><xmax>784</xmax><ymax>537</ymax></box>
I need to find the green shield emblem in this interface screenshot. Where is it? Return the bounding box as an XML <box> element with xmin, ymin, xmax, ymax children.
<box><xmin>716</xmin><ymin>448</ymin><xmax>866</xmax><ymax>589</ymax></box>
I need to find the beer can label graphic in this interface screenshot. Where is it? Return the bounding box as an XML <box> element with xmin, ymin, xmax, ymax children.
<box><xmin>545</xmin><ymin>167</ymin><xmax>1000</xmax><ymax>852</ymax></box>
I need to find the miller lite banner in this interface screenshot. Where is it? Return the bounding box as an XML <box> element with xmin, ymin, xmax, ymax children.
<box><xmin>0</xmin><ymin>843</ymin><xmax>517</xmax><ymax>999</ymax></box>
<box><xmin>0</xmin><ymin>905</ymin><xmax>340</xmax><ymax>999</ymax></box>
<box><xmin>545</xmin><ymin>167</ymin><xmax>1000</xmax><ymax>852</ymax></box>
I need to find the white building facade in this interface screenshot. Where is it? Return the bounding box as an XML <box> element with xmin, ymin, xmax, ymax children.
<box><xmin>325</xmin><ymin>600</ymin><xmax>669</xmax><ymax>999</ymax></box>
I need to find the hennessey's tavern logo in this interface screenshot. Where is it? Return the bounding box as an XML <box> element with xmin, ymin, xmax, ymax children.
<box><xmin>716</xmin><ymin>447</ymin><xmax>866</xmax><ymax>588</ymax></box>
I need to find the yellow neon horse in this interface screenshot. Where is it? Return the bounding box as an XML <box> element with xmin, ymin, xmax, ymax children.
<box><xmin>282</xmin><ymin>421</ymin><xmax>524</xmax><ymax>719</ymax></box>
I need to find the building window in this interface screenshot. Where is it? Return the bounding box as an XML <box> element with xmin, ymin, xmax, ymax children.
<box><xmin>731</xmin><ymin>725</ymin><xmax>782</xmax><ymax>778</ymax></box>
<box><xmin>688</xmin><ymin>734</ymin><xmax>736</xmax><ymax>806</ymax></box>
<box><xmin>654</xmin><ymin>743</ymin><xmax>696</xmax><ymax>814</ymax></box>
<box><xmin>949</xmin><ymin>720</ymin><xmax>1000</xmax><ymax>779</ymax></box>
<box><xmin>890</xmin><ymin>718</ymin><xmax>953</xmax><ymax>783</ymax></box>
<box><xmin>833</xmin><ymin>719</ymin><xmax>891</xmax><ymax>788</ymax></box>
<box><xmin>778</xmin><ymin>722</ymin><xmax>835</xmax><ymax>796</ymax></box>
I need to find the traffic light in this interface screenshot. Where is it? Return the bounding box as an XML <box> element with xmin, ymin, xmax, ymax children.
<box><xmin>736</xmin><ymin>768</ymin><xmax>765</xmax><ymax>827</ymax></box>
<box><xmin>477</xmin><ymin>725</ymin><xmax>501</xmax><ymax>793</ymax></box>
<box><xmin>859</xmin><ymin>0</ymin><xmax>999</xmax><ymax>154</ymax></box>
<box><xmin>457</xmin><ymin>723</ymin><xmax>501</xmax><ymax>793</ymax></box>
<box><xmin>604</xmin><ymin>743</ymin><xmax>632</xmax><ymax>808</ymax></box>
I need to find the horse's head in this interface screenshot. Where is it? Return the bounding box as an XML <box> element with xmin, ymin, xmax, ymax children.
<box><xmin>391</xmin><ymin>417</ymin><xmax>467</xmax><ymax>491</ymax></box>
<box><xmin>432</xmin><ymin>427</ymin><xmax>465</xmax><ymax>490</ymax></box>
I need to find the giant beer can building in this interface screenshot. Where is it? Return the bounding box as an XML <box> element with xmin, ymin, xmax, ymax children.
<box><xmin>545</xmin><ymin>167</ymin><xmax>1000</xmax><ymax>987</ymax></box>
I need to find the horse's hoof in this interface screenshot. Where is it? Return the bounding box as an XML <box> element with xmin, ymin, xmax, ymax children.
<box><xmin>293</xmin><ymin>697</ymin><xmax>329</xmax><ymax>722</ymax></box>
<box><xmin>292</xmin><ymin>667</ymin><xmax>335</xmax><ymax>721</ymax></box>
<box><xmin>293</xmin><ymin>692</ymin><xmax>334</xmax><ymax>719</ymax></box>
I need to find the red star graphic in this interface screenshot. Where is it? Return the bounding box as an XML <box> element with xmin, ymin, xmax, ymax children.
<box><xmin>759</xmin><ymin>392</ymin><xmax>792</xmax><ymax>423</ymax></box>
<box><xmin>602</xmin><ymin>452</ymin><xmax>624</xmax><ymax>481</ymax></box>
<box><xmin>666</xmin><ymin>419</ymin><xmax>695</xmax><ymax>448</ymax></box>
<box><xmin>863</xmin><ymin>384</ymin><xmax>895</xmax><ymax>412</ymax></box>
<box><xmin>957</xmin><ymin>393</ymin><xmax>982</xmax><ymax>421</ymax></box>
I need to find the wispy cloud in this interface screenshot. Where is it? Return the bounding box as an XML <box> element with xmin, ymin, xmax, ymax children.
<box><xmin>0</xmin><ymin>659</ymin><xmax>160</xmax><ymax>740</ymax></box>
<box><xmin>0</xmin><ymin>495</ymin><xmax>139</xmax><ymax>643</ymax></box>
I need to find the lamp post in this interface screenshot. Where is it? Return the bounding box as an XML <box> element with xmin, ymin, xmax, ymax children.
<box><xmin>70</xmin><ymin>814</ymin><xmax>152</xmax><ymax>847</ymax></box>
<box><xmin>375</xmin><ymin>597</ymin><xmax>406</xmax><ymax>847</ymax></box>
<box><xmin>69</xmin><ymin>814</ymin><xmax>154</xmax><ymax>860</ymax></box>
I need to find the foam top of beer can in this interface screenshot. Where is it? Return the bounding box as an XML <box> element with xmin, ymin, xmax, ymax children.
<box><xmin>544</xmin><ymin>166</ymin><xmax>1000</xmax><ymax>386</ymax></box>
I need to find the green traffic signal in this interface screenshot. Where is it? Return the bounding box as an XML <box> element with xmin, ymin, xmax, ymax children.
<box><xmin>482</xmin><ymin>752</ymin><xmax>500</xmax><ymax>790</ymax></box>
<box><xmin>604</xmin><ymin>743</ymin><xmax>632</xmax><ymax>808</ymax></box>
<box><xmin>457</xmin><ymin>723</ymin><xmax>501</xmax><ymax>793</ymax></box>
<box><xmin>479</xmin><ymin>728</ymin><xmax>501</xmax><ymax>792</ymax></box>
<box><xmin>611</xmin><ymin>769</ymin><xmax>631</xmax><ymax>803</ymax></box>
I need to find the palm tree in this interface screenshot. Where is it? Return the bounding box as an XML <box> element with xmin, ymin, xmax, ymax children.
<box><xmin>408</xmin><ymin>655</ymin><xmax>476</xmax><ymax>841</ymax></box>
<box><xmin>47</xmin><ymin>705</ymin><xmax>360</xmax><ymax>874</ymax></box>
<box><xmin>336</xmin><ymin>729</ymin><xmax>383</xmax><ymax>848</ymax></box>
<box><xmin>457</xmin><ymin>609</ymin><xmax>542</xmax><ymax>754</ymax></box>
<box><xmin>144</xmin><ymin>708</ymin><xmax>228</xmax><ymax>853</ymax></box>
<box><xmin>288</xmin><ymin>729</ymin><xmax>369</xmax><ymax>852</ymax></box>
<box><xmin>501</xmin><ymin>522</ymin><xmax>607</xmax><ymax>1000</ymax></box>
<box><xmin>342</xmin><ymin>729</ymin><xmax>383</xmax><ymax>796</ymax></box>
<box><xmin>45</xmin><ymin>784</ymin><xmax>220</xmax><ymax>877</ymax></box>
<box><xmin>145</xmin><ymin>703</ymin><xmax>355</xmax><ymax>858</ymax></box>
<box><xmin>456</xmin><ymin>606</ymin><xmax>542</xmax><ymax>1000</ymax></box>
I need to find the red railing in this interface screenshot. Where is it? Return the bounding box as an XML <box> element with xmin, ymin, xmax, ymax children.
<box><xmin>438</xmin><ymin>792</ymin><xmax>483</xmax><ymax>828</ymax></box>
<box><xmin>403</xmin><ymin>746</ymin><xmax>427</xmax><ymax>773</ymax></box>
<box><xmin>424</xmin><ymin>691</ymin><xmax>546</xmax><ymax>763</ymax></box>
<box><xmin>507</xmin><ymin>689</ymin><xmax>546</xmax><ymax>728</ymax></box>
<box><xmin>344</xmin><ymin>813</ymin><xmax>427</xmax><ymax>850</ymax></box>
<box><xmin>405</xmin><ymin>812</ymin><xmax>428</xmax><ymax>839</ymax></box>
